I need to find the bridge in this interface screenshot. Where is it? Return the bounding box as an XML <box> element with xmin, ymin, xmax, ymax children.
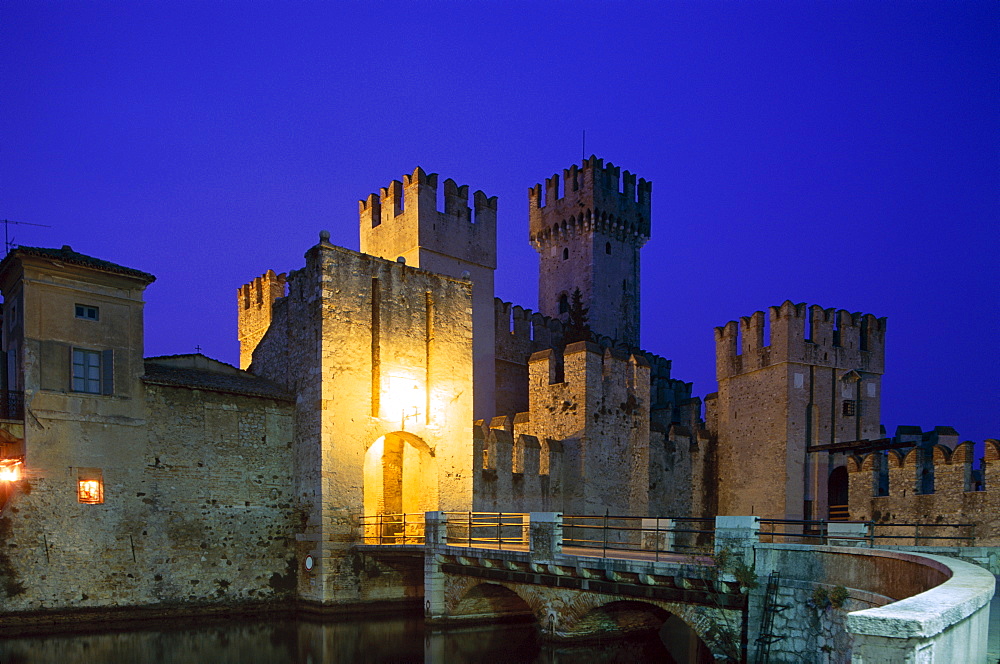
<box><xmin>353</xmin><ymin>511</ymin><xmax>995</xmax><ymax>663</ymax></box>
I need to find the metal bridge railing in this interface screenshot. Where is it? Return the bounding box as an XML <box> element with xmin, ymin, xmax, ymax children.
<box><xmin>357</xmin><ymin>513</ymin><xmax>977</xmax><ymax>550</ymax></box>
<box><xmin>757</xmin><ymin>518</ymin><xmax>976</xmax><ymax>547</ymax></box>
<box><xmin>442</xmin><ymin>512</ymin><xmax>529</xmax><ymax>549</ymax></box>
<box><xmin>359</xmin><ymin>512</ymin><xmax>426</xmax><ymax>545</ymax></box>
<box><xmin>869</xmin><ymin>521</ymin><xmax>975</xmax><ymax>546</ymax></box>
<box><xmin>562</xmin><ymin>514</ymin><xmax>715</xmax><ymax>560</ymax></box>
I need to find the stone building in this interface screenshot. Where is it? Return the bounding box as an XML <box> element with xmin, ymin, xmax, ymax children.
<box><xmin>711</xmin><ymin>302</ymin><xmax>886</xmax><ymax>521</ymax></box>
<box><xmin>0</xmin><ymin>157</ymin><xmax>994</xmax><ymax>616</ymax></box>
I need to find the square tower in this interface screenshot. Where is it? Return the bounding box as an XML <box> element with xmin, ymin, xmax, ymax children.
<box><xmin>359</xmin><ymin>167</ymin><xmax>497</xmax><ymax>420</ymax></box>
<box><xmin>529</xmin><ymin>156</ymin><xmax>651</xmax><ymax>347</ymax></box>
<box><xmin>712</xmin><ymin>302</ymin><xmax>886</xmax><ymax>520</ymax></box>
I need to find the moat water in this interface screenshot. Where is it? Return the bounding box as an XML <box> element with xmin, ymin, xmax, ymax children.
<box><xmin>0</xmin><ymin>614</ymin><xmax>704</xmax><ymax>664</ymax></box>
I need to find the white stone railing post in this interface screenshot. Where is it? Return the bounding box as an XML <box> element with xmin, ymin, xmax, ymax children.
<box><xmin>424</xmin><ymin>511</ymin><xmax>448</xmax><ymax>620</ymax></box>
<box><xmin>714</xmin><ymin>515</ymin><xmax>760</xmax><ymax>573</ymax></box>
<box><xmin>529</xmin><ymin>512</ymin><xmax>562</xmax><ymax>564</ymax></box>
<box><xmin>827</xmin><ymin>521</ymin><xmax>870</xmax><ymax>547</ymax></box>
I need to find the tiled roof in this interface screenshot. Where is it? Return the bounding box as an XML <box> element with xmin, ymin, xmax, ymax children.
<box><xmin>4</xmin><ymin>245</ymin><xmax>155</xmax><ymax>282</ymax></box>
<box><xmin>143</xmin><ymin>360</ymin><xmax>293</xmax><ymax>402</ymax></box>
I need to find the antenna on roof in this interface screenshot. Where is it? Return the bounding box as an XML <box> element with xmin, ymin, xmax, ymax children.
<box><xmin>582</xmin><ymin>130</ymin><xmax>586</xmax><ymax>161</ymax></box>
<box><xmin>1</xmin><ymin>219</ymin><xmax>52</xmax><ymax>256</ymax></box>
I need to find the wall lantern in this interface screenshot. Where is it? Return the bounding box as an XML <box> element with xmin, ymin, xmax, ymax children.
<box><xmin>0</xmin><ymin>459</ymin><xmax>22</xmax><ymax>482</ymax></box>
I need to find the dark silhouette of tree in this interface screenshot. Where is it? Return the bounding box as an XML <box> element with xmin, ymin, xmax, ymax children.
<box><xmin>564</xmin><ymin>287</ymin><xmax>590</xmax><ymax>343</ymax></box>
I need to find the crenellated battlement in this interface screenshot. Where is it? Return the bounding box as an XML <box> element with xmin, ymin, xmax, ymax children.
<box><xmin>494</xmin><ymin>298</ymin><xmax>565</xmax><ymax>360</ymax></box>
<box><xmin>237</xmin><ymin>269</ymin><xmax>287</xmax><ymax>370</ymax></box>
<box><xmin>472</xmin><ymin>420</ymin><xmax>565</xmax><ymax>512</ymax></box>
<box><xmin>527</xmin><ymin>341</ymin><xmax>650</xmax><ymax>406</ymax></box>
<box><xmin>847</xmin><ymin>438</ymin><xmax>1000</xmax><ymax>543</ymax></box>
<box><xmin>359</xmin><ymin>166</ymin><xmax>497</xmax><ymax>271</ymax></box>
<box><xmin>528</xmin><ymin>156</ymin><xmax>651</xmax><ymax>249</ymax></box>
<box><xmin>715</xmin><ymin>300</ymin><xmax>886</xmax><ymax>379</ymax></box>
<box><xmin>359</xmin><ymin>166</ymin><xmax>497</xmax><ymax>230</ymax></box>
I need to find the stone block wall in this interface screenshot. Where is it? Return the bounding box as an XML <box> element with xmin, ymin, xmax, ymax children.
<box><xmin>472</xmin><ymin>420</ymin><xmax>565</xmax><ymax>513</ymax></box>
<box><xmin>847</xmin><ymin>440</ymin><xmax>1000</xmax><ymax>544</ymax></box>
<box><xmin>0</xmin><ymin>383</ymin><xmax>297</xmax><ymax>613</ymax></box>
<box><xmin>359</xmin><ymin>168</ymin><xmax>496</xmax><ymax>420</ymax></box>
<box><xmin>494</xmin><ymin>299</ymin><xmax>564</xmax><ymax>418</ymax></box>
<box><xmin>528</xmin><ymin>157</ymin><xmax>650</xmax><ymax>346</ymax></box>
<box><xmin>519</xmin><ymin>341</ymin><xmax>650</xmax><ymax>516</ymax></box>
<box><xmin>648</xmin><ymin>422</ymin><xmax>716</xmax><ymax>521</ymax></box>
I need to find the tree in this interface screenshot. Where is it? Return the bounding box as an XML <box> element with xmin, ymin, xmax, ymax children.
<box><xmin>564</xmin><ymin>287</ymin><xmax>590</xmax><ymax>344</ymax></box>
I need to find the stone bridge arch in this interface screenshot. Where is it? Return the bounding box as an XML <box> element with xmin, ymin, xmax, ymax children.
<box><xmin>442</xmin><ymin>576</ymin><xmax>726</xmax><ymax>659</ymax></box>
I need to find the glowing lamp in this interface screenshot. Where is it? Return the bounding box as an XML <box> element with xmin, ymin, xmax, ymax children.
<box><xmin>382</xmin><ymin>374</ymin><xmax>423</xmax><ymax>426</ymax></box>
<box><xmin>0</xmin><ymin>459</ymin><xmax>21</xmax><ymax>482</ymax></box>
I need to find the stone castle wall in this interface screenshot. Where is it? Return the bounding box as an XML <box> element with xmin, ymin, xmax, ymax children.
<box><xmin>359</xmin><ymin>167</ymin><xmax>496</xmax><ymax>420</ymax></box>
<box><xmin>520</xmin><ymin>341</ymin><xmax>651</xmax><ymax>515</ymax></box>
<box><xmin>472</xmin><ymin>420</ymin><xmax>564</xmax><ymax>513</ymax></box>
<box><xmin>1</xmin><ymin>382</ymin><xmax>297</xmax><ymax>613</ymax></box>
<box><xmin>848</xmin><ymin>440</ymin><xmax>1000</xmax><ymax>544</ymax></box>
<box><xmin>493</xmin><ymin>298</ymin><xmax>691</xmax><ymax>424</ymax></box>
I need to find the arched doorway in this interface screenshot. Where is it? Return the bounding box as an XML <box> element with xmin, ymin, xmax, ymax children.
<box><xmin>363</xmin><ymin>432</ymin><xmax>436</xmax><ymax>542</ymax></box>
<box><xmin>828</xmin><ymin>465</ymin><xmax>849</xmax><ymax>521</ymax></box>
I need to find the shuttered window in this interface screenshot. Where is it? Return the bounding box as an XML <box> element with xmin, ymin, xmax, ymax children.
<box><xmin>72</xmin><ymin>349</ymin><xmax>101</xmax><ymax>393</ymax></box>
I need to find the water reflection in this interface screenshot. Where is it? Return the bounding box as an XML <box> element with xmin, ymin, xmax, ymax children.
<box><xmin>0</xmin><ymin>614</ymin><xmax>690</xmax><ymax>663</ymax></box>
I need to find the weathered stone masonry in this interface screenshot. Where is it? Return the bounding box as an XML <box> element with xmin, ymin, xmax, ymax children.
<box><xmin>0</xmin><ymin>156</ymin><xmax>994</xmax><ymax>628</ymax></box>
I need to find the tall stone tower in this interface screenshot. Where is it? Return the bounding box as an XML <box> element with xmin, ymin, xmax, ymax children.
<box><xmin>711</xmin><ymin>302</ymin><xmax>886</xmax><ymax>520</ymax></box>
<box><xmin>360</xmin><ymin>167</ymin><xmax>497</xmax><ymax>420</ymax></box>
<box><xmin>529</xmin><ymin>156</ymin><xmax>651</xmax><ymax>347</ymax></box>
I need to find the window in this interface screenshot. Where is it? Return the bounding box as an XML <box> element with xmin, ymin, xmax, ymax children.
<box><xmin>558</xmin><ymin>293</ymin><xmax>569</xmax><ymax>314</ymax></box>
<box><xmin>75</xmin><ymin>304</ymin><xmax>99</xmax><ymax>321</ymax></box>
<box><xmin>78</xmin><ymin>479</ymin><xmax>104</xmax><ymax>504</ymax></box>
<box><xmin>77</xmin><ymin>468</ymin><xmax>104</xmax><ymax>503</ymax></box>
<box><xmin>842</xmin><ymin>400</ymin><xmax>856</xmax><ymax>416</ymax></box>
<box><xmin>605</xmin><ymin>242</ymin><xmax>611</xmax><ymax>255</ymax></box>
<box><xmin>72</xmin><ymin>349</ymin><xmax>102</xmax><ymax>393</ymax></box>
<box><xmin>562</xmin><ymin>248</ymin><xmax>569</xmax><ymax>260</ymax></box>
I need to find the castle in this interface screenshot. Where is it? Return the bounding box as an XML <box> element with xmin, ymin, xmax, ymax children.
<box><xmin>0</xmin><ymin>157</ymin><xmax>994</xmax><ymax>613</ymax></box>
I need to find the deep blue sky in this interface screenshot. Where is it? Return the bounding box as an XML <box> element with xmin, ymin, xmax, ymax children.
<box><xmin>3</xmin><ymin>2</ymin><xmax>997</xmax><ymax>443</ymax></box>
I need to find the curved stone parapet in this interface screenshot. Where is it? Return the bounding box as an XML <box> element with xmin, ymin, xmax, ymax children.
<box><xmin>846</xmin><ymin>552</ymin><xmax>995</xmax><ymax>663</ymax></box>
<box><xmin>753</xmin><ymin>543</ymin><xmax>995</xmax><ymax>662</ymax></box>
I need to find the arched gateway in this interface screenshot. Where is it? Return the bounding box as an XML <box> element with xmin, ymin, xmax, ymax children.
<box><xmin>364</xmin><ymin>432</ymin><xmax>437</xmax><ymax>540</ymax></box>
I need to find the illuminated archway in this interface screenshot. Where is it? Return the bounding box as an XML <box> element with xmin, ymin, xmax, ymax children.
<box><xmin>363</xmin><ymin>432</ymin><xmax>436</xmax><ymax>541</ymax></box>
